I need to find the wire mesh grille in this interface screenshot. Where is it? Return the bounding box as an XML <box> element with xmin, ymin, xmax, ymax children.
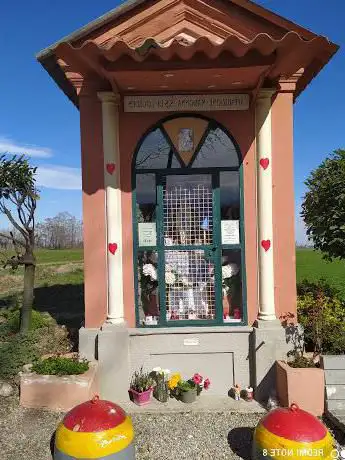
<box><xmin>163</xmin><ymin>176</ymin><xmax>213</xmax><ymax>246</ymax></box>
<box><xmin>163</xmin><ymin>175</ymin><xmax>215</xmax><ymax>321</ymax></box>
<box><xmin>165</xmin><ymin>250</ymin><xmax>215</xmax><ymax>320</ymax></box>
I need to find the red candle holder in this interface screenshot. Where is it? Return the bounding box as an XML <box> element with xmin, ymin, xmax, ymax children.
<box><xmin>233</xmin><ymin>308</ymin><xmax>241</xmax><ymax>319</ymax></box>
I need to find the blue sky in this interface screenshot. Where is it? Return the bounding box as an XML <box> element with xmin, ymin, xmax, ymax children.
<box><xmin>0</xmin><ymin>0</ymin><xmax>343</xmax><ymax>243</ymax></box>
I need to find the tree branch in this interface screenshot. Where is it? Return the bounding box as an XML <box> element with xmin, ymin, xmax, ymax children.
<box><xmin>0</xmin><ymin>232</ymin><xmax>26</xmax><ymax>247</ymax></box>
<box><xmin>2</xmin><ymin>205</ymin><xmax>28</xmax><ymax>241</ymax></box>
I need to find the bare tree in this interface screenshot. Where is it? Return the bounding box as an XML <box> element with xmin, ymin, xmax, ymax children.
<box><xmin>35</xmin><ymin>212</ymin><xmax>83</xmax><ymax>249</ymax></box>
<box><xmin>0</xmin><ymin>155</ymin><xmax>38</xmax><ymax>333</ymax></box>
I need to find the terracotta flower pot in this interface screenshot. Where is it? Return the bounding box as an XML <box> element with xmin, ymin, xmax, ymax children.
<box><xmin>180</xmin><ymin>388</ymin><xmax>197</xmax><ymax>403</ymax></box>
<box><xmin>129</xmin><ymin>387</ymin><xmax>153</xmax><ymax>406</ymax></box>
<box><xmin>276</xmin><ymin>360</ymin><xmax>325</xmax><ymax>416</ymax></box>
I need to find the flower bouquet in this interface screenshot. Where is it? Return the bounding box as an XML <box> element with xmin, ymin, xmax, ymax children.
<box><xmin>222</xmin><ymin>263</ymin><xmax>241</xmax><ymax>319</ymax></box>
<box><xmin>151</xmin><ymin>367</ymin><xmax>170</xmax><ymax>402</ymax></box>
<box><xmin>168</xmin><ymin>372</ymin><xmax>211</xmax><ymax>403</ymax></box>
<box><xmin>141</xmin><ymin>262</ymin><xmax>159</xmax><ymax>321</ymax></box>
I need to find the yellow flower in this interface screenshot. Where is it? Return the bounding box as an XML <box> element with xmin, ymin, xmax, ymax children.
<box><xmin>168</xmin><ymin>373</ymin><xmax>181</xmax><ymax>390</ymax></box>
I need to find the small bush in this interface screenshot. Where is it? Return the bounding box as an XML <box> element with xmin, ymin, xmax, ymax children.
<box><xmin>288</xmin><ymin>356</ymin><xmax>316</xmax><ymax>368</ymax></box>
<box><xmin>0</xmin><ymin>333</ymin><xmax>39</xmax><ymax>379</ymax></box>
<box><xmin>6</xmin><ymin>309</ymin><xmax>52</xmax><ymax>332</ymax></box>
<box><xmin>297</xmin><ymin>278</ymin><xmax>341</xmax><ymax>299</ymax></box>
<box><xmin>32</xmin><ymin>356</ymin><xmax>89</xmax><ymax>376</ymax></box>
<box><xmin>297</xmin><ymin>279</ymin><xmax>345</xmax><ymax>355</ymax></box>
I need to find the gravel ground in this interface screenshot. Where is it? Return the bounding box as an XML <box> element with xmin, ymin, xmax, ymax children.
<box><xmin>0</xmin><ymin>395</ymin><xmax>344</xmax><ymax>460</ymax></box>
<box><xmin>0</xmin><ymin>395</ymin><xmax>261</xmax><ymax>460</ymax></box>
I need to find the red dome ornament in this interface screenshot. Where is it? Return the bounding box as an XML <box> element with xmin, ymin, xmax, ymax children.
<box><xmin>54</xmin><ymin>395</ymin><xmax>135</xmax><ymax>459</ymax></box>
<box><xmin>252</xmin><ymin>403</ymin><xmax>334</xmax><ymax>459</ymax></box>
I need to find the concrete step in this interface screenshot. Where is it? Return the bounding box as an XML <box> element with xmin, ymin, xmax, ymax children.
<box><xmin>326</xmin><ymin>385</ymin><xmax>345</xmax><ymax>400</ymax></box>
<box><xmin>122</xmin><ymin>395</ymin><xmax>266</xmax><ymax>414</ymax></box>
<box><xmin>324</xmin><ymin>370</ymin><xmax>345</xmax><ymax>385</ymax></box>
<box><xmin>321</xmin><ymin>355</ymin><xmax>345</xmax><ymax>370</ymax></box>
<box><xmin>327</xmin><ymin>400</ymin><xmax>345</xmax><ymax>411</ymax></box>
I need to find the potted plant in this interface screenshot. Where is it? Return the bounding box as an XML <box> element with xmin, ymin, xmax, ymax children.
<box><xmin>295</xmin><ymin>280</ymin><xmax>345</xmax><ymax>420</ymax></box>
<box><xmin>277</xmin><ymin>305</ymin><xmax>325</xmax><ymax>417</ymax></box>
<box><xmin>129</xmin><ymin>366</ymin><xmax>155</xmax><ymax>406</ymax></box>
<box><xmin>20</xmin><ymin>354</ymin><xmax>98</xmax><ymax>411</ymax></box>
<box><xmin>222</xmin><ymin>263</ymin><xmax>241</xmax><ymax>319</ymax></box>
<box><xmin>151</xmin><ymin>367</ymin><xmax>170</xmax><ymax>402</ymax></box>
<box><xmin>168</xmin><ymin>372</ymin><xmax>211</xmax><ymax>403</ymax></box>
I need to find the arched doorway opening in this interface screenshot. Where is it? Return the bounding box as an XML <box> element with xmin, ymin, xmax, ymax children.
<box><xmin>132</xmin><ymin>114</ymin><xmax>246</xmax><ymax>327</ymax></box>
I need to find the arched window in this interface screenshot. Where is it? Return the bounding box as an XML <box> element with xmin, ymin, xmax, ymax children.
<box><xmin>132</xmin><ymin>115</ymin><xmax>246</xmax><ymax>327</ymax></box>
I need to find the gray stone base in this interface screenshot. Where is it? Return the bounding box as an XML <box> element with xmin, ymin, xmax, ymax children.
<box><xmin>128</xmin><ymin>326</ymin><xmax>252</xmax><ymax>398</ymax></box>
<box><xmin>98</xmin><ymin>323</ymin><xmax>130</xmax><ymax>402</ymax></box>
<box><xmin>80</xmin><ymin>322</ymin><xmax>288</xmax><ymax>405</ymax></box>
<box><xmin>79</xmin><ymin>327</ymin><xmax>99</xmax><ymax>361</ymax></box>
<box><xmin>251</xmin><ymin>320</ymin><xmax>288</xmax><ymax>403</ymax></box>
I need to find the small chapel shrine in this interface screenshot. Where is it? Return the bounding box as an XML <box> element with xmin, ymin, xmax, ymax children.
<box><xmin>37</xmin><ymin>0</ymin><xmax>337</xmax><ymax>401</ymax></box>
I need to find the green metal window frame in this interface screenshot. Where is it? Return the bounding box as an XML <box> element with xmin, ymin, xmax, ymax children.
<box><xmin>131</xmin><ymin>114</ymin><xmax>247</xmax><ymax>328</ymax></box>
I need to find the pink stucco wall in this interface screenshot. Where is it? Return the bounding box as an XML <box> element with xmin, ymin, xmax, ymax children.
<box><xmin>271</xmin><ymin>92</ymin><xmax>297</xmax><ymax>321</ymax></box>
<box><xmin>79</xmin><ymin>92</ymin><xmax>108</xmax><ymax>328</ymax></box>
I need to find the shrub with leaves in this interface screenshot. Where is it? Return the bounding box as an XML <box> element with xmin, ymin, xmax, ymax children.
<box><xmin>32</xmin><ymin>356</ymin><xmax>89</xmax><ymax>376</ymax></box>
<box><xmin>0</xmin><ymin>305</ymin><xmax>73</xmax><ymax>379</ymax></box>
<box><xmin>297</xmin><ymin>279</ymin><xmax>345</xmax><ymax>355</ymax></box>
<box><xmin>288</xmin><ymin>355</ymin><xmax>316</xmax><ymax>368</ymax></box>
<box><xmin>301</xmin><ymin>149</ymin><xmax>345</xmax><ymax>261</ymax></box>
<box><xmin>0</xmin><ymin>333</ymin><xmax>39</xmax><ymax>379</ymax></box>
<box><xmin>6</xmin><ymin>309</ymin><xmax>52</xmax><ymax>332</ymax></box>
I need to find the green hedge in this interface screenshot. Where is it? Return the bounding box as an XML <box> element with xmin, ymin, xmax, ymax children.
<box><xmin>297</xmin><ymin>279</ymin><xmax>345</xmax><ymax>355</ymax></box>
<box><xmin>32</xmin><ymin>356</ymin><xmax>89</xmax><ymax>376</ymax></box>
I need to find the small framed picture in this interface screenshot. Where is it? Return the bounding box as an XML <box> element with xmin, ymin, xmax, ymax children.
<box><xmin>178</xmin><ymin>128</ymin><xmax>194</xmax><ymax>152</ymax></box>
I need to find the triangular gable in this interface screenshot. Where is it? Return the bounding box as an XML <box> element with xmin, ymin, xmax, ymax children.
<box><xmin>37</xmin><ymin>0</ymin><xmax>338</xmax><ymax>106</ymax></box>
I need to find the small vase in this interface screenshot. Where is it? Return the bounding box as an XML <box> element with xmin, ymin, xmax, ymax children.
<box><xmin>222</xmin><ymin>294</ymin><xmax>231</xmax><ymax>318</ymax></box>
<box><xmin>180</xmin><ymin>388</ymin><xmax>197</xmax><ymax>404</ymax></box>
<box><xmin>143</xmin><ymin>293</ymin><xmax>159</xmax><ymax>317</ymax></box>
<box><xmin>153</xmin><ymin>380</ymin><xmax>169</xmax><ymax>403</ymax></box>
<box><xmin>129</xmin><ymin>388</ymin><xmax>153</xmax><ymax>406</ymax></box>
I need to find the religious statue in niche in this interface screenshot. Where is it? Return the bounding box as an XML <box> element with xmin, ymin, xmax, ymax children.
<box><xmin>178</xmin><ymin>128</ymin><xmax>194</xmax><ymax>152</ymax></box>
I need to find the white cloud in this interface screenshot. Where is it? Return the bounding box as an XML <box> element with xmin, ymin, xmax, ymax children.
<box><xmin>36</xmin><ymin>165</ymin><xmax>81</xmax><ymax>190</ymax></box>
<box><xmin>0</xmin><ymin>136</ymin><xmax>52</xmax><ymax>158</ymax></box>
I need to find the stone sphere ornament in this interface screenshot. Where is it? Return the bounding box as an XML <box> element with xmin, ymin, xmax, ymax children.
<box><xmin>54</xmin><ymin>395</ymin><xmax>135</xmax><ymax>459</ymax></box>
<box><xmin>252</xmin><ymin>403</ymin><xmax>334</xmax><ymax>459</ymax></box>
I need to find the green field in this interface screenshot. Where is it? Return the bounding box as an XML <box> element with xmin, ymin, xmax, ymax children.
<box><xmin>34</xmin><ymin>248</ymin><xmax>83</xmax><ymax>264</ymax></box>
<box><xmin>1</xmin><ymin>248</ymin><xmax>83</xmax><ymax>265</ymax></box>
<box><xmin>0</xmin><ymin>248</ymin><xmax>344</xmax><ymax>326</ymax></box>
<box><xmin>296</xmin><ymin>248</ymin><xmax>345</xmax><ymax>297</ymax></box>
<box><xmin>0</xmin><ymin>248</ymin><xmax>84</xmax><ymax>328</ymax></box>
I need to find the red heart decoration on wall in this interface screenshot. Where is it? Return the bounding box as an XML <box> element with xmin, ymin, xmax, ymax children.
<box><xmin>261</xmin><ymin>240</ymin><xmax>271</xmax><ymax>252</ymax></box>
<box><xmin>106</xmin><ymin>163</ymin><xmax>116</xmax><ymax>175</ymax></box>
<box><xmin>108</xmin><ymin>243</ymin><xmax>118</xmax><ymax>255</ymax></box>
<box><xmin>260</xmin><ymin>158</ymin><xmax>270</xmax><ymax>170</ymax></box>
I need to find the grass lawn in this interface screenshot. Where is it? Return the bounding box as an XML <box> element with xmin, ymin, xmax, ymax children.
<box><xmin>0</xmin><ymin>248</ymin><xmax>83</xmax><ymax>265</ymax></box>
<box><xmin>0</xmin><ymin>248</ymin><xmax>84</xmax><ymax>328</ymax></box>
<box><xmin>296</xmin><ymin>248</ymin><xmax>345</xmax><ymax>298</ymax></box>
